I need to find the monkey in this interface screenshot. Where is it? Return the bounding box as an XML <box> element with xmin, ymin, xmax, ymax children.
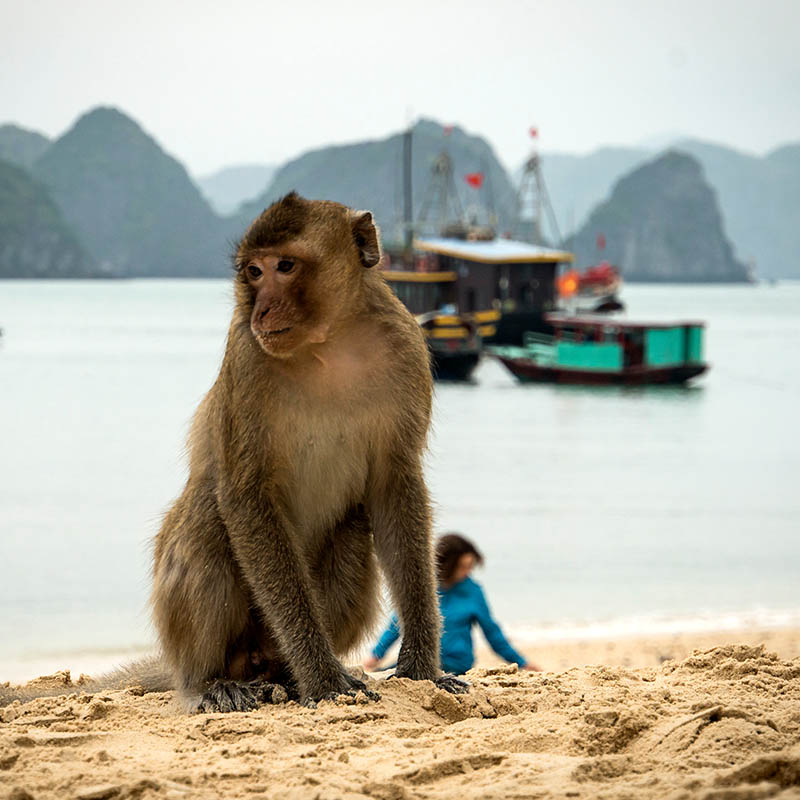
<box><xmin>148</xmin><ymin>192</ymin><xmax>467</xmax><ymax>711</ymax></box>
<box><xmin>0</xmin><ymin>193</ymin><xmax>466</xmax><ymax>712</ymax></box>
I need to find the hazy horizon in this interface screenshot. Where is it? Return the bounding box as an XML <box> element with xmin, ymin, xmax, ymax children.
<box><xmin>2</xmin><ymin>0</ymin><xmax>797</xmax><ymax>176</ymax></box>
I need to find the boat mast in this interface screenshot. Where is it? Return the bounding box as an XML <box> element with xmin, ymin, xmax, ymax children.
<box><xmin>403</xmin><ymin>125</ymin><xmax>414</xmax><ymax>266</ymax></box>
<box><xmin>515</xmin><ymin>127</ymin><xmax>561</xmax><ymax>246</ymax></box>
<box><xmin>482</xmin><ymin>155</ymin><xmax>497</xmax><ymax>229</ymax></box>
<box><xmin>417</xmin><ymin>126</ymin><xmax>465</xmax><ymax>235</ymax></box>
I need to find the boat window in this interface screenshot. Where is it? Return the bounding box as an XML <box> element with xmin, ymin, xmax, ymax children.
<box><xmin>413</xmin><ymin>283</ymin><xmax>424</xmax><ymax>311</ymax></box>
<box><xmin>466</xmin><ymin>288</ymin><xmax>476</xmax><ymax>311</ymax></box>
<box><xmin>624</xmin><ymin>330</ymin><xmax>645</xmax><ymax>366</ymax></box>
<box><xmin>393</xmin><ymin>283</ymin><xmax>408</xmax><ymax>307</ymax></box>
<box><xmin>519</xmin><ymin>283</ymin><xmax>534</xmax><ymax>306</ymax></box>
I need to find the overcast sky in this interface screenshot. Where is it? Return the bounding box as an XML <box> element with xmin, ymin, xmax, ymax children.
<box><xmin>2</xmin><ymin>0</ymin><xmax>798</xmax><ymax>177</ymax></box>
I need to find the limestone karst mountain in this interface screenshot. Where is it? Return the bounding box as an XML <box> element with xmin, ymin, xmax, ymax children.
<box><xmin>32</xmin><ymin>107</ymin><xmax>228</xmax><ymax>277</ymax></box>
<box><xmin>198</xmin><ymin>164</ymin><xmax>277</xmax><ymax>215</ymax></box>
<box><xmin>0</xmin><ymin>158</ymin><xmax>97</xmax><ymax>278</ymax></box>
<box><xmin>0</xmin><ymin>123</ymin><xmax>51</xmax><ymax>170</ymax></box>
<box><xmin>235</xmin><ymin>119</ymin><xmax>519</xmax><ymax>247</ymax></box>
<box><xmin>568</xmin><ymin>151</ymin><xmax>750</xmax><ymax>282</ymax></box>
<box><xmin>541</xmin><ymin>138</ymin><xmax>800</xmax><ymax>279</ymax></box>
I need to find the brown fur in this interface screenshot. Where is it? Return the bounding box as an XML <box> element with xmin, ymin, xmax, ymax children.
<box><xmin>151</xmin><ymin>193</ymin><xmax>441</xmax><ymax>707</ymax></box>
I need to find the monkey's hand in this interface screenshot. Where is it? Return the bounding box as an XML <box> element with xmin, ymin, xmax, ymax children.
<box><xmin>434</xmin><ymin>673</ymin><xmax>470</xmax><ymax>695</ymax></box>
<box><xmin>302</xmin><ymin>670</ymin><xmax>380</xmax><ymax>708</ymax></box>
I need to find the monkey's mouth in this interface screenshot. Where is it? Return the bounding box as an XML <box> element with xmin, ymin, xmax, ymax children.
<box><xmin>263</xmin><ymin>327</ymin><xmax>292</xmax><ymax>336</ymax></box>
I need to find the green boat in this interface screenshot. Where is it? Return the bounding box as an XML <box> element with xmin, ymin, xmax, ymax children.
<box><xmin>489</xmin><ymin>314</ymin><xmax>709</xmax><ymax>385</ymax></box>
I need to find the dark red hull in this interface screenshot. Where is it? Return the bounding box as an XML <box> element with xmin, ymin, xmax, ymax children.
<box><xmin>495</xmin><ymin>356</ymin><xmax>708</xmax><ymax>385</ymax></box>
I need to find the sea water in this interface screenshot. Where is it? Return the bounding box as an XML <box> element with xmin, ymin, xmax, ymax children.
<box><xmin>1</xmin><ymin>280</ymin><xmax>798</xmax><ymax>679</ymax></box>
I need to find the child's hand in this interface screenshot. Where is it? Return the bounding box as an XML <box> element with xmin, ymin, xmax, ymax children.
<box><xmin>363</xmin><ymin>655</ymin><xmax>380</xmax><ymax>671</ymax></box>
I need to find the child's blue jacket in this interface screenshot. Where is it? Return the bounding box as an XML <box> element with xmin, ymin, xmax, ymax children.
<box><xmin>371</xmin><ymin>576</ymin><xmax>526</xmax><ymax>674</ymax></box>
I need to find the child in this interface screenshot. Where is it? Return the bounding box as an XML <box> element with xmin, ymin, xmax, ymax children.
<box><xmin>364</xmin><ymin>533</ymin><xmax>540</xmax><ymax>674</ymax></box>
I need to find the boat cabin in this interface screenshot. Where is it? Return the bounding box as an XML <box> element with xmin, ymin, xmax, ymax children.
<box><xmin>489</xmin><ymin>315</ymin><xmax>708</xmax><ymax>384</ymax></box>
<box><xmin>546</xmin><ymin>315</ymin><xmax>706</xmax><ymax>371</ymax></box>
<box><xmin>382</xmin><ymin>235</ymin><xmax>574</xmax><ymax>346</ymax></box>
<box><xmin>414</xmin><ymin>237</ymin><xmax>574</xmax><ymax>314</ymax></box>
<box><xmin>380</xmin><ymin>269</ymin><xmax>458</xmax><ymax>315</ymax></box>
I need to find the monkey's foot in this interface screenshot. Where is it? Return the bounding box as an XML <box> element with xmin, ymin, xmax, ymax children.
<box><xmin>197</xmin><ymin>679</ymin><xmax>289</xmax><ymax>713</ymax></box>
<box><xmin>386</xmin><ymin>671</ymin><xmax>470</xmax><ymax>694</ymax></box>
<box><xmin>253</xmin><ymin>681</ymin><xmax>291</xmax><ymax>705</ymax></box>
<box><xmin>302</xmin><ymin>672</ymin><xmax>380</xmax><ymax>708</ymax></box>
<box><xmin>434</xmin><ymin>674</ymin><xmax>470</xmax><ymax>695</ymax></box>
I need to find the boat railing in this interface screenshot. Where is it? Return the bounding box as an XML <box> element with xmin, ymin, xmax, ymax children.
<box><xmin>522</xmin><ymin>331</ymin><xmax>555</xmax><ymax>347</ymax></box>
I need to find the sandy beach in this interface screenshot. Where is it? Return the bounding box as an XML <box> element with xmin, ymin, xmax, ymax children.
<box><xmin>497</xmin><ymin>625</ymin><xmax>800</xmax><ymax>673</ymax></box>
<box><xmin>2</xmin><ymin>631</ymin><xmax>799</xmax><ymax>800</ymax></box>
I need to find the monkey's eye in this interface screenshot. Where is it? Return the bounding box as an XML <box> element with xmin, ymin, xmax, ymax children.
<box><xmin>247</xmin><ymin>265</ymin><xmax>262</xmax><ymax>279</ymax></box>
<box><xmin>276</xmin><ymin>259</ymin><xmax>295</xmax><ymax>274</ymax></box>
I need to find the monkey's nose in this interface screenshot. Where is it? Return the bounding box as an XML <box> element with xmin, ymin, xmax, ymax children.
<box><xmin>259</xmin><ymin>308</ymin><xmax>270</xmax><ymax>320</ymax></box>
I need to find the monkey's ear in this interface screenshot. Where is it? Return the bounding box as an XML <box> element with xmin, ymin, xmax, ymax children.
<box><xmin>351</xmin><ymin>211</ymin><xmax>381</xmax><ymax>268</ymax></box>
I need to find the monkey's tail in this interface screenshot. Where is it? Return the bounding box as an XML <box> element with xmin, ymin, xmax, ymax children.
<box><xmin>0</xmin><ymin>655</ymin><xmax>173</xmax><ymax>707</ymax></box>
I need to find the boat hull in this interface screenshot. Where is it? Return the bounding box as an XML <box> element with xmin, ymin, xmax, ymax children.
<box><xmin>495</xmin><ymin>356</ymin><xmax>707</xmax><ymax>385</ymax></box>
<box><xmin>431</xmin><ymin>349</ymin><xmax>481</xmax><ymax>381</ymax></box>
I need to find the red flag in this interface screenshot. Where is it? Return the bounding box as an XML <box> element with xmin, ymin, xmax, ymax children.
<box><xmin>464</xmin><ymin>172</ymin><xmax>484</xmax><ymax>189</ymax></box>
<box><xmin>596</xmin><ymin>233</ymin><xmax>606</xmax><ymax>250</ymax></box>
<box><xmin>529</xmin><ymin>126</ymin><xmax>538</xmax><ymax>138</ymax></box>
<box><xmin>443</xmin><ymin>125</ymin><xmax>453</xmax><ymax>137</ymax></box>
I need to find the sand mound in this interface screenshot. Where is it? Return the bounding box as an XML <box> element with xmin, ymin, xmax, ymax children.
<box><xmin>1</xmin><ymin>645</ymin><xmax>799</xmax><ymax>799</ymax></box>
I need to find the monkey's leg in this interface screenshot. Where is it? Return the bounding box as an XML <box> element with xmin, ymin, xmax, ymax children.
<box><xmin>310</xmin><ymin>505</ymin><xmax>381</xmax><ymax>656</ymax></box>
<box><xmin>153</xmin><ymin>487</ymin><xmax>291</xmax><ymax>711</ymax></box>
<box><xmin>219</xmin><ymin>489</ymin><xmax>363</xmax><ymax>703</ymax></box>
<box><xmin>368</xmin><ymin>458</ymin><xmax>444</xmax><ymax>684</ymax></box>
<box><xmin>306</xmin><ymin>505</ymin><xmax>382</xmax><ymax>702</ymax></box>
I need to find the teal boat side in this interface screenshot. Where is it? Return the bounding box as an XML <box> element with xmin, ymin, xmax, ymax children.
<box><xmin>687</xmin><ymin>325</ymin><xmax>704</xmax><ymax>362</ymax></box>
<box><xmin>488</xmin><ymin>316</ymin><xmax>708</xmax><ymax>385</ymax></box>
<box><xmin>645</xmin><ymin>327</ymin><xmax>685</xmax><ymax>366</ymax></box>
<box><xmin>644</xmin><ymin>325</ymin><xmax>705</xmax><ymax>366</ymax></box>
<box><xmin>556</xmin><ymin>341</ymin><xmax>623</xmax><ymax>372</ymax></box>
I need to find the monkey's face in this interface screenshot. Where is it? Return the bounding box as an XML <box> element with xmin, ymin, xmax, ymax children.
<box><xmin>241</xmin><ymin>251</ymin><xmax>326</xmax><ymax>357</ymax></box>
<box><xmin>235</xmin><ymin>193</ymin><xmax>382</xmax><ymax>359</ymax></box>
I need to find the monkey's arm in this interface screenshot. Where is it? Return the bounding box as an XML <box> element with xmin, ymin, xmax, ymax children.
<box><xmin>368</xmin><ymin>455</ymin><xmax>441</xmax><ymax>682</ymax></box>
<box><xmin>217</xmin><ymin>487</ymin><xmax>360</xmax><ymax>701</ymax></box>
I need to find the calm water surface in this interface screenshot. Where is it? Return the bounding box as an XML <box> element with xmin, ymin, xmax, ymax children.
<box><xmin>1</xmin><ymin>280</ymin><xmax>798</xmax><ymax>674</ymax></box>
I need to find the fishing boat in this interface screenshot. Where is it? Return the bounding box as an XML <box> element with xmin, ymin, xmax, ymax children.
<box><xmin>417</xmin><ymin>311</ymin><xmax>481</xmax><ymax>381</ymax></box>
<box><xmin>489</xmin><ymin>315</ymin><xmax>708</xmax><ymax>384</ymax></box>
<box><xmin>381</xmin><ymin>265</ymin><xmax>482</xmax><ymax>380</ymax></box>
<box><xmin>410</xmin><ymin>235</ymin><xmax>574</xmax><ymax>343</ymax></box>
<box><xmin>382</xmin><ymin>232</ymin><xmax>576</xmax><ymax>380</ymax></box>
<box><xmin>558</xmin><ymin>261</ymin><xmax>624</xmax><ymax>313</ymax></box>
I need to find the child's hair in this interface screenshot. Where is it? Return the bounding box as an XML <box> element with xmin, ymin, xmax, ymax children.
<box><xmin>435</xmin><ymin>533</ymin><xmax>484</xmax><ymax>585</ymax></box>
